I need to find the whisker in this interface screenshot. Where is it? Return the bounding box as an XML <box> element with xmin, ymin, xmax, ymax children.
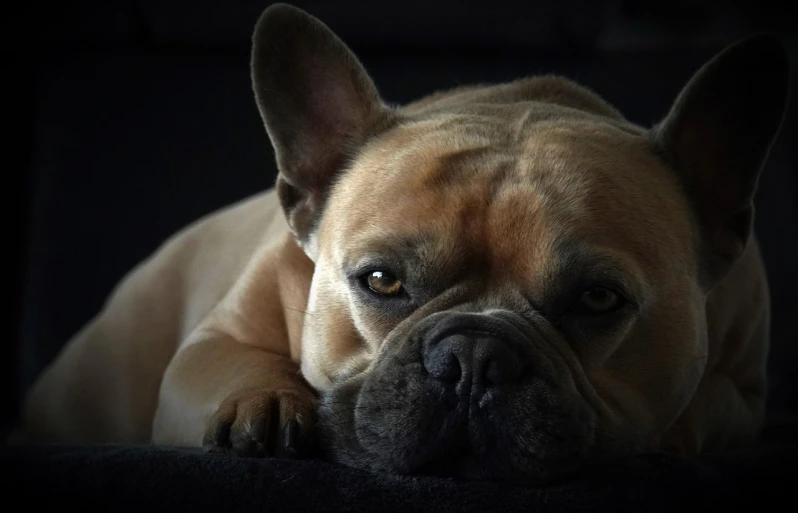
<box><xmin>283</xmin><ymin>306</ymin><xmax>312</xmax><ymax>316</ymax></box>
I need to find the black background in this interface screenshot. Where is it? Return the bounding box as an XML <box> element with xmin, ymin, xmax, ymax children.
<box><xmin>3</xmin><ymin>0</ymin><xmax>797</xmax><ymax>437</ymax></box>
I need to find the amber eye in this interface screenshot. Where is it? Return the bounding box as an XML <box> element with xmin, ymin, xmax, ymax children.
<box><xmin>366</xmin><ymin>271</ymin><xmax>403</xmax><ymax>296</ymax></box>
<box><xmin>577</xmin><ymin>287</ymin><xmax>620</xmax><ymax>314</ymax></box>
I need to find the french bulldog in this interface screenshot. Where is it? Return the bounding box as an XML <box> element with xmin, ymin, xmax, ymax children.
<box><xmin>16</xmin><ymin>3</ymin><xmax>790</xmax><ymax>482</ymax></box>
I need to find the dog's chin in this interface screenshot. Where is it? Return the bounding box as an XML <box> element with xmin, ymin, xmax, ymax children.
<box><xmin>316</xmin><ymin>371</ymin><xmax>602</xmax><ymax>483</ymax></box>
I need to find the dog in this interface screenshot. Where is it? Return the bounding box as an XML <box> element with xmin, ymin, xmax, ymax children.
<box><xmin>16</xmin><ymin>3</ymin><xmax>790</xmax><ymax>482</ymax></box>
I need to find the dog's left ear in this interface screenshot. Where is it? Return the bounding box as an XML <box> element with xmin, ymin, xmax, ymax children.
<box><xmin>652</xmin><ymin>34</ymin><xmax>790</xmax><ymax>287</ymax></box>
<box><xmin>250</xmin><ymin>4</ymin><xmax>392</xmax><ymax>255</ymax></box>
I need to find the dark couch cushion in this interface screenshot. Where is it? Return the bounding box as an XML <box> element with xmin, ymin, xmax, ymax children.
<box><xmin>2</xmin><ymin>416</ymin><xmax>797</xmax><ymax>512</ymax></box>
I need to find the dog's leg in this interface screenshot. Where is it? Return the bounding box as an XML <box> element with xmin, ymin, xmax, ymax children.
<box><xmin>661</xmin><ymin>245</ymin><xmax>770</xmax><ymax>454</ymax></box>
<box><xmin>660</xmin><ymin>369</ymin><xmax>767</xmax><ymax>453</ymax></box>
<box><xmin>151</xmin><ymin>234</ymin><xmax>316</xmax><ymax>456</ymax></box>
<box><xmin>151</xmin><ymin>329</ymin><xmax>316</xmax><ymax>457</ymax></box>
<box><xmin>18</xmin><ymin>251</ymin><xmax>185</xmax><ymax>445</ymax></box>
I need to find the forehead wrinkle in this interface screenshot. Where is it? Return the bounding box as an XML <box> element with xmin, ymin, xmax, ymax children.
<box><xmin>349</xmin><ymin>119</ymin><xmax>501</xmax><ymax>190</ymax></box>
<box><xmin>485</xmin><ymin>183</ymin><xmax>550</xmax><ymax>286</ymax></box>
<box><xmin>413</xmin><ymin>146</ymin><xmax>492</xmax><ymax>191</ymax></box>
<box><xmin>512</xmin><ymin>124</ymin><xmax>695</xmax><ymax>276</ymax></box>
<box><xmin>518</xmin><ymin>131</ymin><xmax>596</xmax><ymax>215</ymax></box>
<box><xmin>333</xmin><ymin>120</ymin><xmax>556</xmax><ymax>288</ymax></box>
<box><xmin>548</xmin><ymin>239</ymin><xmax>649</xmax><ymax>297</ymax></box>
<box><xmin>324</xmin><ymin>110</ymin><xmax>693</xmax><ymax>300</ymax></box>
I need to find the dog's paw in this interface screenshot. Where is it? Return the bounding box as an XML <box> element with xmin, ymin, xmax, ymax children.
<box><xmin>202</xmin><ymin>387</ymin><xmax>316</xmax><ymax>459</ymax></box>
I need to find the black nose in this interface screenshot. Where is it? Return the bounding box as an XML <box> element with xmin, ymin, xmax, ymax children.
<box><xmin>423</xmin><ymin>331</ymin><xmax>523</xmax><ymax>387</ymax></box>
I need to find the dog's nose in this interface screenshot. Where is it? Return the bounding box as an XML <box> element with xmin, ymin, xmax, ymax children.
<box><xmin>423</xmin><ymin>331</ymin><xmax>522</xmax><ymax>387</ymax></box>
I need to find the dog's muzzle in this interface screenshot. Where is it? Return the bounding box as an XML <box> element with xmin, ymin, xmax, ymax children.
<box><xmin>317</xmin><ymin>309</ymin><xmax>595</xmax><ymax>481</ymax></box>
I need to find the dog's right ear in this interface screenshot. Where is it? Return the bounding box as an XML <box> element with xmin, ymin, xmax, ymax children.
<box><xmin>251</xmin><ymin>4</ymin><xmax>392</xmax><ymax>255</ymax></box>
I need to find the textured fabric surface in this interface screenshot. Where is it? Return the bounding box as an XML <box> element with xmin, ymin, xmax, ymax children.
<box><xmin>2</xmin><ymin>423</ymin><xmax>796</xmax><ymax>513</ymax></box>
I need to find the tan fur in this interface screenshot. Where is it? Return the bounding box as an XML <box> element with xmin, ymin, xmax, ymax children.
<box><xmin>20</xmin><ymin>190</ymin><xmax>315</xmax><ymax>445</ymax></box>
<box><xmin>15</xmin><ymin>9</ymin><xmax>772</xmax><ymax>463</ymax></box>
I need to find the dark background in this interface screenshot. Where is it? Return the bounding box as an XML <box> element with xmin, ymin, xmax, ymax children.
<box><xmin>2</xmin><ymin>0</ymin><xmax>797</xmax><ymax>437</ymax></box>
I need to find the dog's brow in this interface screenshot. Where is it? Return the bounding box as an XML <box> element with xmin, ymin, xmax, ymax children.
<box><xmin>550</xmin><ymin>241</ymin><xmax>645</xmax><ymax>300</ymax></box>
<box><xmin>342</xmin><ymin>233</ymin><xmax>434</xmax><ymax>275</ymax></box>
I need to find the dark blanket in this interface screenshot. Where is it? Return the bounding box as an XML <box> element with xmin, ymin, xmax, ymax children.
<box><xmin>2</xmin><ymin>418</ymin><xmax>797</xmax><ymax>513</ymax></box>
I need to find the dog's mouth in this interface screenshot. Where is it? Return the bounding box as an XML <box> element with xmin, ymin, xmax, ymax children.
<box><xmin>316</xmin><ymin>369</ymin><xmax>599</xmax><ymax>482</ymax></box>
<box><xmin>314</xmin><ymin>311</ymin><xmax>610</xmax><ymax>482</ymax></box>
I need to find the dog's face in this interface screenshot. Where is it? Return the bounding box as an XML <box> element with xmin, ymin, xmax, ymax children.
<box><xmin>251</xmin><ymin>5</ymin><xmax>789</xmax><ymax>481</ymax></box>
<box><xmin>305</xmin><ymin>118</ymin><xmax>705</xmax><ymax>480</ymax></box>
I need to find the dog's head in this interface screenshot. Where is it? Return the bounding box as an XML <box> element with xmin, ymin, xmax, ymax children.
<box><xmin>250</xmin><ymin>4</ymin><xmax>790</xmax><ymax>481</ymax></box>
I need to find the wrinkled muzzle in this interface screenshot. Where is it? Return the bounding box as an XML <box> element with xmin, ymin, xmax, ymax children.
<box><xmin>317</xmin><ymin>309</ymin><xmax>599</xmax><ymax>482</ymax></box>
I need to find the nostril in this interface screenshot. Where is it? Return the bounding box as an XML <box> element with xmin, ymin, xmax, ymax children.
<box><xmin>473</xmin><ymin>338</ymin><xmax>521</xmax><ymax>385</ymax></box>
<box><xmin>483</xmin><ymin>355</ymin><xmax>516</xmax><ymax>385</ymax></box>
<box><xmin>424</xmin><ymin>345</ymin><xmax>463</xmax><ymax>382</ymax></box>
<box><xmin>484</xmin><ymin>357</ymin><xmax>500</xmax><ymax>385</ymax></box>
<box><xmin>439</xmin><ymin>353</ymin><xmax>461</xmax><ymax>382</ymax></box>
<box><xmin>424</xmin><ymin>334</ymin><xmax>471</xmax><ymax>383</ymax></box>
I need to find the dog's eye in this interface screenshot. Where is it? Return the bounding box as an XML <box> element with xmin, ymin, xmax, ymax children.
<box><xmin>365</xmin><ymin>271</ymin><xmax>404</xmax><ymax>296</ymax></box>
<box><xmin>573</xmin><ymin>287</ymin><xmax>622</xmax><ymax>314</ymax></box>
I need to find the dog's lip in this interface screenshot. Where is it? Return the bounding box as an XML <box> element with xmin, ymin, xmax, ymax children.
<box><xmin>482</xmin><ymin>308</ymin><xmax>621</xmax><ymax>428</ymax></box>
<box><xmin>320</xmin><ymin>356</ymin><xmax>605</xmax><ymax>481</ymax></box>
